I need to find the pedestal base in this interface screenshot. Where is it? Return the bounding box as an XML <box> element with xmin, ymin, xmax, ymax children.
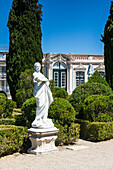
<box><xmin>28</xmin><ymin>127</ymin><xmax>59</xmax><ymax>154</ymax></box>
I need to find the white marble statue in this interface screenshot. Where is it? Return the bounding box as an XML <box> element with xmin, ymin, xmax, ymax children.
<box><xmin>32</xmin><ymin>62</ymin><xmax>54</xmax><ymax>128</ymax></box>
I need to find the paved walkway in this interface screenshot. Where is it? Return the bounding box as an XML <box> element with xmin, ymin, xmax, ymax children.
<box><xmin>0</xmin><ymin>139</ymin><xmax>113</xmax><ymax>170</ymax></box>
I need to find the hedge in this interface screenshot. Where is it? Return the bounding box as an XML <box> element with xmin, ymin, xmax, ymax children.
<box><xmin>75</xmin><ymin>119</ymin><xmax>113</xmax><ymax>141</ymax></box>
<box><xmin>0</xmin><ymin>118</ymin><xmax>16</xmax><ymax>125</ymax></box>
<box><xmin>0</xmin><ymin>125</ymin><xmax>28</xmax><ymax>157</ymax></box>
<box><xmin>55</xmin><ymin>123</ymin><xmax>80</xmax><ymax>145</ymax></box>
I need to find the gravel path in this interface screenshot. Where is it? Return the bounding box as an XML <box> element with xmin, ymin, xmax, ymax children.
<box><xmin>0</xmin><ymin>139</ymin><xmax>113</xmax><ymax>170</ymax></box>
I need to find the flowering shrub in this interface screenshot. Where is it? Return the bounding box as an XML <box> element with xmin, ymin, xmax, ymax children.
<box><xmin>53</xmin><ymin>87</ymin><xmax>68</xmax><ymax>99</ymax></box>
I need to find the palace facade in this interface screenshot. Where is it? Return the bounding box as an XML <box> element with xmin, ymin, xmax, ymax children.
<box><xmin>0</xmin><ymin>51</ymin><xmax>11</xmax><ymax>98</ymax></box>
<box><xmin>43</xmin><ymin>53</ymin><xmax>105</xmax><ymax>94</ymax></box>
<box><xmin>0</xmin><ymin>51</ymin><xmax>105</xmax><ymax>97</ymax></box>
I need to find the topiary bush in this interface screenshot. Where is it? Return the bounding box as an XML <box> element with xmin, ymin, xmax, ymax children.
<box><xmin>0</xmin><ymin>125</ymin><xmax>28</xmax><ymax>157</ymax></box>
<box><xmin>22</xmin><ymin>97</ymin><xmax>36</xmax><ymax>128</ymax></box>
<box><xmin>49</xmin><ymin>79</ymin><xmax>55</xmax><ymax>94</ymax></box>
<box><xmin>75</xmin><ymin>119</ymin><xmax>113</xmax><ymax>141</ymax></box>
<box><xmin>48</xmin><ymin>98</ymin><xmax>76</xmax><ymax>125</ymax></box>
<box><xmin>83</xmin><ymin>95</ymin><xmax>113</xmax><ymax>122</ymax></box>
<box><xmin>0</xmin><ymin>95</ymin><xmax>16</xmax><ymax>118</ymax></box>
<box><xmin>55</xmin><ymin>123</ymin><xmax>80</xmax><ymax>145</ymax></box>
<box><xmin>68</xmin><ymin>82</ymin><xmax>113</xmax><ymax>118</ymax></box>
<box><xmin>48</xmin><ymin>98</ymin><xmax>79</xmax><ymax>145</ymax></box>
<box><xmin>88</xmin><ymin>70</ymin><xmax>109</xmax><ymax>87</ymax></box>
<box><xmin>0</xmin><ymin>118</ymin><xmax>16</xmax><ymax>125</ymax></box>
<box><xmin>53</xmin><ymin>87</ymin><xmax>68</xmax><ymax>99</ymax></box>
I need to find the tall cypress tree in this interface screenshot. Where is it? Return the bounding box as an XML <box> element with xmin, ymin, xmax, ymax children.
<box><xmin>102</xmin><ymin>1</ymin><xmax>113</xmax><ymax>89</ymax></box>
<box><xmin>7</xmin><ymin>0</ymin><xmax>43</xmax><ymax>101</ymax></box>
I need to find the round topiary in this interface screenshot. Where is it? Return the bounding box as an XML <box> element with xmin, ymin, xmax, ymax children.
<box><xmin>83</xmin><ymin>95</ymin><xmax>113</xmax><ymax>122</ymax></box>
<box><xmin>48</xmin><ymin>98</ymin><xmax>76</xmax><ymax>126</ymax></box>
<box><xmin>22</xmin><ymin>97</ymin><xmax>36</xmax><ymax>127</ymax></box>
<box><xmin>68</xmin><ymin>82</ymin><xmax>113</xmax><ymax>118</ymax></box>
<box><xmin>0</xmin><ymin>95</ymin><xmax>16</xmax><ymax>118</ymax></box>
<box><xmin>53</xmin><ymin>87</ymin><xmax>68</xmax><ymax>99</ymax></box>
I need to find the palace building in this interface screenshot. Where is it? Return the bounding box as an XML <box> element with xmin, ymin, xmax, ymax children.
<box><xmin>0</xmin><ymin>51</ymin><xmax>105</xmax><ymax>97</ymax></box>
<box><xmin>42</xmin><ymin>53</ymin><xmax>105</xmax><ymax>94</ymax></box>
<box><xmin>0</xmin><ymin>51</ymin><xmax>11</xmax><ymax>98</ymax></box>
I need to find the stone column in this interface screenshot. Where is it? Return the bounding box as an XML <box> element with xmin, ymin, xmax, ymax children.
<box><xmin>67</xmin><ymin>63</ymin><xmax>73</xmax><ymax>94</ymax></box>
<box><xmin>47</xmin><ymin>63</ymin><xmax>53</xmax><ymax>80</ymax></box>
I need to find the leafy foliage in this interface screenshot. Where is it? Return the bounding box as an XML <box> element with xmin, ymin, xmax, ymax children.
<box><xmin>22</xmin><ymin>97</ymin><xmax>36</xmax><ymax>128</ymax></box>
<box><xmin>75</xmin><ymin>119</ymin><xmax>113</xmax><ymax>141</ymax></box>
<box><xmin>48</xmin><ymin>98</ymin><xmax>76</xmax><ymax>126</ymax></box>
<box><xmin>0</xmin><ymin>125</ymin><xmax>27</xmax><ymax>157</ymax></box>
<box><xmin>48</xmin><ymin>98</ymin><xmax>79</xmax><ymax>145</ymax></box>
<box><xmin>68</xmin><ymin>82</ymin><xmax>113</xmax><ymax>118</ymax></box>
<box><xmin>0</xmin><ymin>118</ymin><xmax>16</xmax><ymax>125</ymax></box>
<box><xmin>83</xmin><ymin>95</ymin><xmax>113</xmax><ymax>122</ymax></box>
<box><xmin>0</xmin><ymin>95</ymin><xmax>16</xmax><ymax>118</ymax></box>
<box><xmin>49</xmin><ymin>80</ymin><xmax>55</xmax><ymax>94</ymax></box>
<box><xmin>88</xmin><ymin>70</ymin><xmax>109</xmax><ymax>87</ymax></box>
<box><xmin>16</xmin><ymin>69</ymin><xmax>34</xmax><ymax>107</ymax></box>
<box><xmin>53</xmin><ymin>87</ymin><xmax>69</xmax><ymax>99</ymax></box>
<box><xmin>55</xmin><ymin>123</ymin><xmax>80</xmax><ymax>146</ymax></box>
<box><xmin>102</xmin><ymin>1</ymin><xmax>113</xmax><ymax>89</ymax></box>
<box><xmin>7</xmin><ymin>0</ymin><xmax>43</xmax><ymax>101</ymax></box>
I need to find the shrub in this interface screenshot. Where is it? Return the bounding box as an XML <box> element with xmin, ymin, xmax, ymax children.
<box><xmin>55</xmin><ymin>123</ymin><xmax>80</xmax><ymax>145</ymax></box>
<box><xmin>0</xmin><ymin>95</ymin><xmax>6</xmax><ymax>118</ymax></box>
<box><xmin>53</xmin><ymin>87</ymin><xmax>68</xmax><ymax>99</ymax></box>
<box><xmin>48</xmin><ymin>98</ymin><xmax>76</xmax><ymax>126</ymax></box>
<box><xmin>0</xmin><ymin>118</ymin><xmax>16</xmax><ymax>125</ymax></box>
<box><xmin>49</xmin><ymin>98</ymin><xmax>79</xmax><ymax>145</ymax></box>
<box><xmin>49</xmin><ymin>80</ymin><xmax>55</xmax><ymax>94</ymax></box>
<box><xmin>83</xmin><ymin>95</ymin><xmax>113</xmax><ymax>121</ymax></box>
<box><xmin>75</xmin><ymin>119</ymin><xmax>113</xmax><ymax>141</ymax></box>
<box><xmin>88</xmin><ymin>70</ymin><xmax>109</xmax><ymax>87</ymax></box>
<box><xmin>16</xmin><ymin>69</ymin><xmax>34</xmax><ymax>108</ymax></box>
<box><xmin>22</xmin><ymin>97</ymin><xmax>36</xmax><ymax>128</ymax></box>
<box><xmin>68</xmin><ymin>82</ymin><xmax>113</xmax><ymax>118</ymax></box>
<box><xmin>0</xmin><ymin>95</ymin><xmax>16</xmax><ymax>118</ymax></box>
<box><xmin>0</xmin><ymin>125</ymin><xmax>28</xmax><ymax>157</ymax></box>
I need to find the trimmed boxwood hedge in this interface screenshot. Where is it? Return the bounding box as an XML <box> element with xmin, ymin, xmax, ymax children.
<box><xmin>0</xmin><ymin>125</ymin><xmax>28</xmax><ymax>157</ymax></box>
<box><xmin>75</xmin><ymin>119</ymin><xmax>113</xmax><ymax>141</ymax></box>
<box><xmin>0</xmin><ymin>118</ymin><xmax>16</xmax><ymax>125</ymax></box>
<box><xmin>55</xmin><ymin>123</ymin><xmax>80</xmax><ymax>145</ymax></box>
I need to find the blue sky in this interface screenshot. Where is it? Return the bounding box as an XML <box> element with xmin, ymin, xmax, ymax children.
<box><xmin>0</xmin><ymin>0</ymin><xmax>112</xmax><ymax>54</ymax></box>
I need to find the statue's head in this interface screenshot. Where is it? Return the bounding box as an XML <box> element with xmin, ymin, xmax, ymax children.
<box><xmin>34</xmin><ymin>62</ymin><xmax>41</xmax><ymax>72</ymax></box>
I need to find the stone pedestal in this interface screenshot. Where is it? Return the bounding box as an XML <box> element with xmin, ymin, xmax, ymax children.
<box><xmin>28</xmin><ymin>127</ymin><xmax>59</xmax><ymax>154</ymax></box>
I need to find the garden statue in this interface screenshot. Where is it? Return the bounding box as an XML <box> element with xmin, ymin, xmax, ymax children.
<box><xmin>32</xmin><ymin>62</ymin><xmax>54</xmax><ymax>128</ymax></box>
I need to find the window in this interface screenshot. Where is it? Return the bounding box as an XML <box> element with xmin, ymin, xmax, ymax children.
<box><xmin>76</xmin><ymin>72</ymin><xmax>85</xmax><ymax>87</ymax></box>
<box><xmin>53</xmin><ymin>62</ymin><xmax>67</xmax><ymax>90</ymax></box>
<box><xmin>61</xmin><ymin>72</ymin><xmax>66</xmax><ymax>88</ymax></box>
<box><xmin>54</xmin><ymin>72</ymin><xmax>58</xmax><ymax>87</ymax></box>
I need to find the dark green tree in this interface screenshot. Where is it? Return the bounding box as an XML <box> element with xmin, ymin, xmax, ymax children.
<box><xmin>6</xmin><ymin>0</ymin><xmax>43</xmax><ymax>101</ymax></box>
<box><xmin>16</xmin><ymin>69</ymin><xmax>34</xmax><ymax>108</ymax></box>
<box><xmin>102</xmin><ymin>1</ymin><xmax>113</xmax><ymax>89</ymax></box>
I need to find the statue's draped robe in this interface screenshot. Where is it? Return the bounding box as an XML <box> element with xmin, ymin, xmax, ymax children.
<box><xmin>32</xmin><ymin>71</ymin><xmax>53</xmax><ymax>127</ymax></box>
